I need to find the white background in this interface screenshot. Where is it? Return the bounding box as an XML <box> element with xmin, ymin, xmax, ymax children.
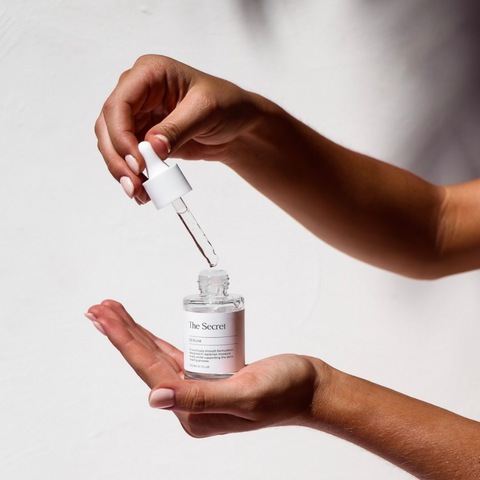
<box><xmin>2</xmin><ymin>1</ymin><xmax>480</xmax><ymax>479</ymax></box>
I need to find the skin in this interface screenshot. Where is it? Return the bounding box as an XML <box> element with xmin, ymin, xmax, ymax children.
<box><xmin>93</xmin><ymin>55</ymin><xmax>480</xmax><ymax>479</ymax></box>
<box><xmin>95</xmin><ymin>55</ymin><xmax>480</xmax><ymax>279</ymax></box>
<box><xmin>87</xmin><ymin>301</ymin><xmax>480</xmax><ymax>480</ymax></box>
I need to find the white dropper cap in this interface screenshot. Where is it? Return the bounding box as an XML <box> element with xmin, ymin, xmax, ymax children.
<box><xmin>138</xmin><ymin>141</ymin><xmax>192</xmax><ymax>209</ymax></box>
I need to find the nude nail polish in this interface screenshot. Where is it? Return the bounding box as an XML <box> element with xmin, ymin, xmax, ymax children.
<box><xmin>125</xmin><ymin>154</ymin><xmax>141</xmax><ymax>175</ymax></box>
<box><xmin>92</xmin><ymin>321</ymin><xmax>107</xmax><ymax>336</ymax></box>
<box><xmin>84</xmin><ymin>313</ymin><xmax>106</xmax><ymax>335</ymax></box>
<box><xmin>155</xmin><ymin>134</ymin><xmax>171</xmax><ymax>154</ymax></box>
<box><xmin>149</xmin><ymin>388</ymin><xmax>175</xmax><ymax>409</ymax></box>
<box><xmin>120</xmin><ymin>176</ymin><xmax>134</xmax><ymax>198</ymax></box>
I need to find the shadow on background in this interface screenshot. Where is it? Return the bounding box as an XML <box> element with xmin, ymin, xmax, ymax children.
<box><xmin>236</xmin><ymin>0</ymin><xmax>275</xmax><ymax>41</ymax></box>
<box><xmin>365</xmin><ymin>0</ymin><xmax>480</xmax><ymax>184</ymax></box>
<box><xmin>238</xmin><ymin>0</ymin><xmax>480</xmax><ymax>183</ymax></box>
<box><xmin>237</xmin><ymin>0</ymin><xmax>268</xmax><ymax>25</ymax></box>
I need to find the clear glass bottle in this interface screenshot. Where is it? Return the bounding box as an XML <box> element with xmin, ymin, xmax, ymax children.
<box><xmin>183</xmin><ymin>269</ymin><xmax>245</xmax><ymax>381</ymax></box>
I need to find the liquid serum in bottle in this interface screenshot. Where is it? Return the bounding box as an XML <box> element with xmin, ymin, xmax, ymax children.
<box><xmin>184</xmin><ymin>269</ymin><xmax>245</xmax><ymax>381</ymax></box>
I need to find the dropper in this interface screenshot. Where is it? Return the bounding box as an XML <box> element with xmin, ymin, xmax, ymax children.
<box><xmin>138</xmin><ymin>141</ymin><xmax>219</xmax><ymax>268</ymax></box>
<box><xmin>171</xmin><ymin>197</ymin><xmax>218</xmax><ymax>267</ymax></box>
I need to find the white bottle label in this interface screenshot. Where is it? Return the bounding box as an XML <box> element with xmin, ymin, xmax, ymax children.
<box><xmin>184</xmin><ymin>310</ymin><xmax>245</xmax><ymax>374</ymax></box>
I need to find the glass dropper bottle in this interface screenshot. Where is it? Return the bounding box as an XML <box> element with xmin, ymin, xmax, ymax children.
<box><xmin>138</xmin><ymin>141</ymin><xmax>218</xmax><ymax>267</ymax></box>
<box><xmin>183</xmin><ymin>269</ymin><xmax>245</xmax><ymax>380</ymax></box>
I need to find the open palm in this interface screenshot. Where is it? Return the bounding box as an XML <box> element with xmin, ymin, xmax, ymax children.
<box><xmin>86</xmin><ymin>299</ymin><xmax>321</xmax><ymax>438</ymax></box>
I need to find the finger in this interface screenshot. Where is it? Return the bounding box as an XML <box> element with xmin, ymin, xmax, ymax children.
<box><xmin>98</xmin><ymin>299</ymin><xmax>136</xmax><ymax>327</ymax></box>
<box><xmin>88</xmin><ymin>302</ymin><xmax>134</xmax><ymax>329</ymax></box>
<box><xmin>151</xmin><ymin>336</ymin><xmax>184</xmax><ymax>367</ymax></box>
<box><xmin>144</xmin><ymin>86</ymin><xmax>220</xmax><ymax>159</ymax></box>
<box><xmin>95</xmin><ymin>112</ymin><xmax>147</xmax><ymax>199</ymax></box>
<box><xmin>100</xmin><ymin>56</ymin><xmax>170</xmax><ymax>168</ymax></box>
<box><xmin>86</xmin><ymin>303</ymin><xmax>183</xmax><ymax>379</ymax></box>
<box><xmin>149</xmin><ymin>376</ymin><xmax>253</xmax><ymax>418</ymax></box>
<box><xmin>95</xmin><ymin>314</ymin><xmax>182</xmax><ymax>388</ymax></box>
<box><xmin>177</xmin><ymin>412</ymin><xmax>257</xmax><ymax>438</ymax></box>
<box><xmin>101</xmin><ymin>87</ymin><xmax>145</xmax><ymax>168</ymax></box>
<box><xmin>88</xmin><ymin>301</ymin><xmax>159</xmax><ymax>353</ymax></box>
<box><xmin>96</xmin><ymin>300</ymin><xmax>183</xmax><ymax>362</ymax></box>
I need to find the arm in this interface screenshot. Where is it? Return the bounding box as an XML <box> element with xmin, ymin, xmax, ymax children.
<box><xmin>229</xmin><ymin>103</ymin><xmax>480</xmax><ymax>278</ymax></box>
<box><xmin>86</xmin><ymin>301</ymin><xmax>480</xmax><ymax>480</ymax></box>
<box><xmin>96</xmin><ymin>55</ymin><xmax>480</xmax><ymax>278</ymax></box>
<box><xmin>315</xmin><ymin>367</ymin><xmax>480</xmax><ymax>480</ymax></box>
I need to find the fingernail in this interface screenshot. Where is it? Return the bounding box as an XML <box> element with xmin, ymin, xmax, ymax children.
<box><xmin>137</xmin><ymin>189</ymin><xmax>149</xmax><ymax>204</ymax></box>
<box><xmin>155</xmin><ymin>134</ymin><xmax>171</xmax><ymax>154</ymax></box>
<box><xmin>92</xmin><ymin>321</ymin><xmax>107</xmax><ymax>336</ymax></box>
<box><xmin>149</xmin><ymin>388</ymin><xmax>175</xmax><ymax>409</ymax></box>
<box><xmin>125</xmin><ymin>154</ymin><xmax>141</xmax><ymax>175</ymax></box>
<box><xmin>134</xmin><ymin>196</ymin><xmax>144</xmax><ymax>206</ymax></box>
<box><xmin>120</xmin><ymin>176</ymin><xmax>134</xmax><ymax>198</ymax></box>
<box><xmin>84</xmin><ymin>312</ymin><xmax>97</xmax><ymax>321</ymax></box>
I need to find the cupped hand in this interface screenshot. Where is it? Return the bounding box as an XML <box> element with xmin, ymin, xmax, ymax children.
<box><xmin>95</xmin><ymin>55</ymin><xmax>261</xmax><ymax>202</ymax></box>
<box><xmin>86</xmin><ymin>300</ymin><xmax>327</xmax><ymax>438</ymax></box>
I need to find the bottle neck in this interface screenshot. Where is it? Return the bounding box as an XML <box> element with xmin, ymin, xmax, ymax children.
<box><xmin>198</xmin><ymin>281</ymin><xmax>229</xmax><ymax>297</ymax></box>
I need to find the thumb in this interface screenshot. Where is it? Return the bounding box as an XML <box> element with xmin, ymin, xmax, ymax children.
<box><xmin>144</xmin><ymin>89</ymin><xmax>218</xmax><ymax>160</ymax></box>
<box><xmin>149</xmin><ymin>378</ymin><xmax>249</xmax><ymax>417</ymax></box>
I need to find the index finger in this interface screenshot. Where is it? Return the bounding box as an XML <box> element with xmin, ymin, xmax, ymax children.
<box><xmin>95</xmin><ymin>111</ymin><xmax>149</xmax><ymax>199</ymax></box>
<box><xmin>96</xmin><ymin>313</ymin><xmax>183</xmax><ymax>388</ymax></box>
<box><xmin>101</xmin><ymin>84</ymin><xmax>144</xmax><ymax>162</ymax></box>
<box><xmin>99</xmin><ymin>56</ymin><xmax>171</xmax><ymax>167</ymax></box>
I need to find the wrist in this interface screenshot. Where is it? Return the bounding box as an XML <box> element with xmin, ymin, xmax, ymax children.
<box><xmin>307</xmin><ymin>362</ymin><xmax>379</xmax><ymax>437</ymax></box>
<box><xmin>224</xmin><ymin>93</ymin><xmax>293</xmax><ymax>170</ymax></box>
<box><xmin>293</xmin><ymin>356</ymin><xmax>337</xmax><ymax>429</ymax></box>
<box><xmin>302</xmin><ymin>359</ymin><xmax>375</xmax><ymax>436</ymax></box>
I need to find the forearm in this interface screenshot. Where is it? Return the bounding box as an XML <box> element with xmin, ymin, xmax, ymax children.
<box><xmin>99</xmin><ymin>56</ymin><xmax>480</xmax><ymax>277</ymax></box>
<box><xmin>228</xmin><ymin>95</ymin><xmax>448</xmax><ymax>278</ymax></box>
<box><xmin>308</xmin><ymin>360</ymin><xmax>480</xmax><ymax>480</ymax></box>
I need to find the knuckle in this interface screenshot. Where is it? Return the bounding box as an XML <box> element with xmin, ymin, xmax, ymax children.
<box><xmin>135</xmin><ymin>55</ymin><xmax>167</xmax><ymax>85</ymax></box>
<box><xmin>189</xmin><ymin>88</ymin><xmax>219</xmax><ymax>119</ymax></box>
<box><xmin>159</xmin><ymin>122</ymin><xmax>182</xmax><ymax>148</ymax></box>
<box><xmin>136</xmin><ymin>54</ymin><xmax>170</xmax><ymax>69</ymax></box>
<box><xmin>108</xmin><ymin>131</ymin><xmax>124</xmax><ymax>151</ymax></box>
<box><xmin>102</xmin><ymin>96</ymin><xmax>116</xmax><ymax>116</ymax></box>
<box><xmin>199</xmin><ymin>90</ymin><xmax>218</xmax><ymax>115</ymax></box>
<box><xmin>183</xmin><ymin>386</ymin><xmax>208</xmax><ymax>413</ymax></box>
<box><xmin>118</xmin><ymin>68</ymin><xmax>131</xmax><ymax>82</ymax></box>
<box><xmin>133</xmin><ymin>358</ymin><xmax>157</xmax><ymax>385</ymax></box>
<box><xmin>101</xmin><ymin>299</ymin><xmax>122</xmax><ymax>309</ymax></box>
<box><xmin>94</xmin><ymin>116</ymin><xmax>102</xmax><ymax>137</ymax></box>
<box><xmin>135</xmin><ymin>53</ymin><xmax>156</xmax><ymax>65</ymax></box>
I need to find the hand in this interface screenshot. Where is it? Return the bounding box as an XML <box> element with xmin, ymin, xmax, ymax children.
<box><xmin>86</xmin><ymin>300</ymin><xmax>184</xmax><ymax>387</ymax></box>
<box><xmin>86</xmin><ymin>300</ymin><xmax>325</xmax><ymax>438</ymax></box>
<box><xmin>86</xmin><ymin>300</ymin><xmax>480</xmax><ymax>478</ymax></box>
<box><xmin>95</xmin><ymin>55</ymin><xmax>261</xmax><ymax>203</ymax></box>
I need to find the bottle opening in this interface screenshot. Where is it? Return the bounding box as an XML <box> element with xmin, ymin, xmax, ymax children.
<box><xmin>199</xmin><ymin>269</ymin><xmax>228</xmax><ymax>280</ymax></box>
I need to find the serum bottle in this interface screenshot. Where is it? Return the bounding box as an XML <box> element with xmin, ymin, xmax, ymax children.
<box><xmin>183</xmin><ymin>269</ymin><xmax>245</xmax><ymax>380</ymax></box>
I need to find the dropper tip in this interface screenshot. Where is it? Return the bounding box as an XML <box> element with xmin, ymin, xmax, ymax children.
<box><xmin>208</xmin><ymin>256</ymin><xmax>219</xmax><ymax>268</ymax></box>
